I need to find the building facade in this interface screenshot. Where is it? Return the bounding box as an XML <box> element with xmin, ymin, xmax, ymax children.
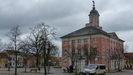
<box><xmin>3</xmin><ymin>50</ymin><xmax>24</xmax><ymax>68</ymax></box>
<box><xmin>61</xmin><ymin>1</ymin><xmax>124</xmax><ymax>71</ymax></box>
<box><xmin>124</xmin><ymin>53</ymin><xmax>133</xmax><ymax>69</ymax></box>
<box><xmin>2</xmin><ymin>50</ymin><xmax>36</xmax><ymax>68</ymax></box>
<box><xmin>0</xmin><ymin>52</ymin><xmax>8</xmax><ymax>68</ymax></box>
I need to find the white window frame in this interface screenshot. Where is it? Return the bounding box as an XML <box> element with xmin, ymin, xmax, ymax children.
<box><xmin>94</xmin><ymin>37</ymin><xmax>97</xmax><ymax>42</ymax></box>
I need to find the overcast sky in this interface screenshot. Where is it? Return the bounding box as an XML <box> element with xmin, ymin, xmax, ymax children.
<box><xmin>0</xmin><ymin>0</ymin><xmax>133</xmax><ymax>54</ymax></box>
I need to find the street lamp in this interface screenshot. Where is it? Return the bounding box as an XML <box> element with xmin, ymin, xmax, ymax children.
<box><xmin>48</xmin><ymin>60</ymin><xmax>51</xmax><ymax>73</ymax></box>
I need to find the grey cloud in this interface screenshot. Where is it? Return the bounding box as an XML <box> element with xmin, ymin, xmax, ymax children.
<box><xmin>0</xmin><ymin>0</ymin><xmax>133</xmax><ymax>52</ymax></box>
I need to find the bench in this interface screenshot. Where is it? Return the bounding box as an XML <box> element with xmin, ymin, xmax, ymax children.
<box><xmin>63</xmin><ymin>68</ymin><xmax>70</xmax><ymax>73</ymax></box>
<box><xmin>63</xmin><ymin>69</ymin><xmax>66</xmax><ymax>72</ymax></box>
<box><xmin>30</xmin><ymin>69</ymin><xmax>38</xmax><ymax>72</ymax></box>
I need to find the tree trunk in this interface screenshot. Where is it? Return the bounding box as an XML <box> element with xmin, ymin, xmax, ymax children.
<box><xmin>36</xmin><ymin>53</ymin><xmax>39</xmax><ymax>66</ymax></box>
<box><xmin>44</xmin><ymin>60</ymin><xmax>47</xmax><ymax>75</ymax></box>
<box><xmin>15</xmin><ymin>52</ymin><xmax>17</xmax><ymax>75</ymax></box>
<box><xmin>24</xmin><ymin>60</ymin><xmax>27</xmax><ymax>72</ymax></box>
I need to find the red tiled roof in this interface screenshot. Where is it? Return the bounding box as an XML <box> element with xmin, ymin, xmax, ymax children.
<box><xmin>124</xmin><ymin>53</ymin><xmax>133</xmax><ymax>59</ymax></box>
<box><xmin>3</xmin><ymin>50</ymin><xmax>21</xmax><ymax>55</ymax></box>
<box><xmin>51</xmin><ymin>57</ymin><xmax>62</xmax><ymax>62</ymax></box>
<box><xmin>0</xmin><ymin>52</ymin><xmax>8</xmax><ymax>58</ymax></box>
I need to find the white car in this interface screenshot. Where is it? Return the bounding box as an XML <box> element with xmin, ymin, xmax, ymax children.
<box><xmin>83</xmin><ymin>64</ymin><xmax>106</xmax><ymax>75</ymax></box>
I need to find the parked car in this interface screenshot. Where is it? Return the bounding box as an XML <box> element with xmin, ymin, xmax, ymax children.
<box><xmin>10</xmin><ymin>66</ymin><xmax>14</xmax><ymax>68</ymax></box>
<box><xmin>83</xmin><ymin>64</ymin><xmax>106</xmax><ymax>75</ymax></box>
<box><xmin>17</xmin><ymin>66</ymin><xmax>23</xmax><ymax>68</ymax></box>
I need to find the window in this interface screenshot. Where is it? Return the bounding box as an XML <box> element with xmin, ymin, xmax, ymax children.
<box><xmin>84</xmin><ymin>49</ymin><xmax>88</xmax><ymax>55</ymax></box>
<box><xmin>20</xmin><ymin>63</ymin><xmax>21</xmax><ymax>65</ymax></box>
<box><xmin>100</xmin><ymin>66</ymin><xmax>106</xmax><ymax>69</ymax></box>
<box><xmin>64</xmin><ymin>41</ymin><xmax>67</xmax><ymax>45</ymax></box>
<box><xmin>102</xmin><ymin>38</ymin><xmax>104</xmax><ymax>43</ymax></box>
<box><xmin>107</xmin><ymin>39</ymin><xmax>109</xmax><ymax>44</ymax></box>
<box><xmin>84</xmin><ymin>39</ymin><xmax>88</xmax><ymax>43</ymax></box>
<box><xmin>78</xmin><ymin>49</ymin><xmax>81</xmax><ymax>55</ymax></box>
<box><xmin>94</xmin><ymin>47</ymin><xmax>97</xmax><ymax>56</ymax></box>
<box><xmin>72</xmin><ymin>49</ymin><xmax>75</xmax><ymax>55</ymax></box>
<box><xmin>78</xmin><ymin>39</ymin><xmax>81</xmax><ymax>43</ymax></box>
<box><xmin>94</xmin><ymin>37</ymin><xmax>97</xmax><ymax>42</ymax></box>
<box><xmin>64</xmin><ymin>50</ymin><xmax>67</xmax><ymax>56</ymax></box>
<box><xmin>102</xmin><ymin>46</ymin><xmax>105</xmax><ymax>55</ymax></box>
<box><xmin>18</xmin><ymin>58</ymin><xmax>22</xmax><ymax>61</ymax></box>
<box><xmin>72</xmin><ymin>40</ymin><xmax>75</xmax><ymax>44</ymax></box>
<box><xmin>64</xmin><ymin>61</ymin><xmax>67</xmax><ymax>66</ymax></box>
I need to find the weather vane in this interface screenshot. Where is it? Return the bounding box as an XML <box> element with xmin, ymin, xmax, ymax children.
<box><xmin>92</xmin><ymin>0</ymin><xmax>95</xmax><ymax>7</ymax></box>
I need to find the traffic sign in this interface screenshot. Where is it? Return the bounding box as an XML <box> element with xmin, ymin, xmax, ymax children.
<box><xmin>79</xmin><ymin>56</ymin><xmax>83</xmax><ymax>60</ymax></box>
<box><xmin>8</xmin><ymin>57</ymin><xmax>12</xmax><ymax>61</ymax></box>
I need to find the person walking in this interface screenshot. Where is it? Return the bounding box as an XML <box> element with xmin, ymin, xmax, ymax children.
<box><xmin>69</xmin><ymin>65</ymin><xmax>74</xmax><ymax>73</ymax></box>
<box><xmin>38</xmin><ymin>67</ymin><xmax>40</xmax><ymax>73</ymax></box>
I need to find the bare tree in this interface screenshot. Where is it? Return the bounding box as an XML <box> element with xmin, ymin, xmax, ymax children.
<box><xmin>28</xmin><ymin>22</ymin><xmax>58</xmax><ymax>75</ymax></box>
<box><xmin>63</xmin><ymin>47</ymin><xmax>80</xmax><ymax>74</ymax></box>
<box><xmin>19</xmin><ymin>39</ymin><xmax>31</xmax><ymax>72</ymax></box>
<box><xmin>28</xmin><ymin>26</ymin><xmax>42</xmax><ymax>66</ymax></box>
<box><xmin>63</xmin><ymin>44</ymin><xmax>98</xmax><ymax>74</ymax></box>
<box><xmin>105</xmin><ymin>49</ymin><xmax>112</xmax><ymax>72</ymax></box>
<box><xmin>6</xmin><ymin>25</ymin><xmax>21</xmax><ymax>75</ymax></box>
<box><xmin>112</xmin><ymin>44</ymin><xmax>125</xmax><ymax>71</ymax></box>
<box><xmin>0</xmin><ymin>39</ymin><xmax>6</xmax><ymax>51</ymax></box>
<box><xmin>83</xmin><ymin>45</ymin><xmax>98</xmax><ymax>65</ymax></box>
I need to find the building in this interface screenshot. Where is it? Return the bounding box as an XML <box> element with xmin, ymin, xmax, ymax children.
<box><xmin>0</xmin><ymin>52</ymin><xmax>8</xmax><ymax>68</ymax></box>
<box><xmin>124</xmin><ymin>53</ymin><xmax>133</xmax><ymax>69</ymax></box>
<box><xmin>3</xmin><ymin>50</ymin><xmax>24</xmax><ymax>68</ymax></box>
<box><xmin>61</xmin><ymin>1</ymin><xmax>124</xmax><ymax>71</ymax></box>
<box><xmin>2</xmin><ymin>50</ymin><xmax>37</xmax><ymax>68</ymax></box>
<box><xmin>51</xmin><ymin>57</ymin><xmax>62</xmax><ymax>66</ymax></box>
<box><xmin>23</xmin><ymin>54</ymin><xmax>36</xmax><ymax>68</ymax></box>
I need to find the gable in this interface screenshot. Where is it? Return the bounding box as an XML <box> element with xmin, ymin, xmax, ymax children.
<box><xmin>112</xmin><ymin>34</ymin><xmax>119</xmax><ymax>39</ymax></box>
<box><xmin>108</xmin><ymin>32</ymin><xmax>119</xmax><ymax>39</ymax></box>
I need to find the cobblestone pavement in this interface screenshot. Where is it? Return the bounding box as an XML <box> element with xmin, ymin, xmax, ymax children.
<box><xmin>0</xmin><ymin>67</ymin><xmax>133</xmax><ymax>75</ymax></box>
<box><xmin>107</xmin><ymin>70</ymin><xmax>133</xmax><ymax>75</ymax></box>
<box><xmin>0</xmin><ymin>67</ymin><xmax>72</xmax><ymax>75</ymax></box>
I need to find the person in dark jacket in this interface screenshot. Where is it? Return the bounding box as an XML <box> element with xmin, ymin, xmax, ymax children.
<box><xmin>38</xmin><ymin>67</ymin><xmax>40</xmax><ymax>72</ymax></box>
<box><xmin>69</xmin><ymin>65</ymin><xmax>74</xmax><ymax>73</ymax></box>
<box><xmin>66</xmin><ymin>67</ymin><xmax>70</xmax><ymax>73</ymax></box>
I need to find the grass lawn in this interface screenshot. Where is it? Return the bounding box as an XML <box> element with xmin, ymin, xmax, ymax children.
<box><xmin>53</xmin><ymin>66</ymin><xmax>62</xmax><ymax>68</ymax></box>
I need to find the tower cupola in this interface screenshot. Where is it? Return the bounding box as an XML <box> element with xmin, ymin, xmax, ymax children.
<box><xmin>89</xmin><ymin>1</ymin><xmax>99</xmax><ymax>16</ymax></box>
<box><xmin>86</xmin><ymin>1</ymin><xmax>102</xmax><ymax>30</ymax></box>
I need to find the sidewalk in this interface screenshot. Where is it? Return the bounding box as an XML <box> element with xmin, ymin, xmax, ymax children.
<box><xmin>50</xmin><ymin>67</ymin><xmax>71</xmax><ymax>75</ymax></box>
<box><xmin>0</xmin><ymin>67</ymin><xmax>74</xmax><ymax>75</ymax></box>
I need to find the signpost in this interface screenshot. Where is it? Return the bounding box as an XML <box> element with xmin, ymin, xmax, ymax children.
<box><xmin>8</xmin><ymin>57</ymin><xmax>12</xmax><ymax>75</ymax></box>
<box><xmin>79</xmin><ymin>56</ymin><xmax>83</xmax><ymax>73</ymax></box>
<box><xmin>48</xmin><ymin>60</ymin><xmax>51</xmax><ymax>73</ymax></box>
<box><xmin>95</xmin><ymin>57</ymin><xmax>98</xmax><ymax>67</ymax></box>
<box><xmin>8</xmin><ymin>57</ymin><xmax>12</xmax><ymax>61</ymax></box>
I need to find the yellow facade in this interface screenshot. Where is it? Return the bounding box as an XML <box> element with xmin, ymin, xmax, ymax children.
<box><xmin>0</xmin><ymin>58</ymin><xmax>8</xmax><ymax>68</ymax></box>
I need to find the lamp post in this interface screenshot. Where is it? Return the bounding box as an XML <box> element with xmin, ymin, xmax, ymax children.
<box><xmin>48</xmin><ymin>60</ymin><xmax>51</xmax><ymax>73</ymax></box>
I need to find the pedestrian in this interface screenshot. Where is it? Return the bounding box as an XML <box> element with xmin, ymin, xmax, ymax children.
<box><xmin>66</xmin><ymin>67</ymin><xmax>70</xmax><ymax>73</ymax></box>
<box><xmin>38</xmin><ymin>67</ymin><xmax>40</xmax><ymax>72</ymax></box>
<box><xmin>69</xmin><ymin>65</ymin><xmax>74</xmax><ymax>73</ymax></box>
